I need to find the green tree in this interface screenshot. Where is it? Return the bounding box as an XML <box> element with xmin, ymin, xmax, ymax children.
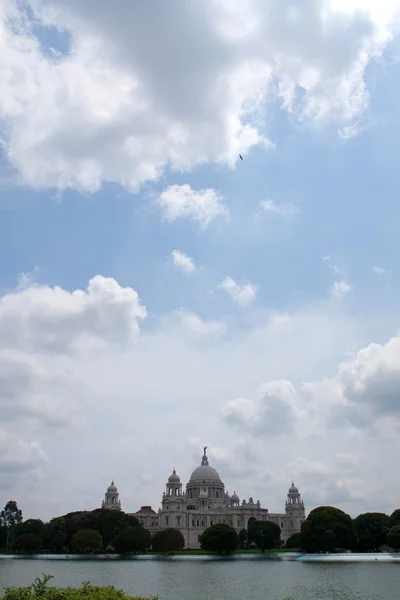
<box><xmin>301</xmin><ymin>506</ymin><xmax>355</xmax><ymax>553</ymax></box>
<box><xmin>353</xmin><ymin>512</ymin><xmax>389</xmax><ymax>551</ymax></box>
<box><xmin>387</xmin><ymin>509</ymin><xmax>400</xmax><ymax>530</ymax></box>
<box><xmin>247</xmin><ymin>520</ymin><xmax>281</xmax><ymax>552</ymax></box>
<box><xmin>0</xmin><ymin>501</ymin><xmax>23</xmax><ymax>550</ymax></box>
<box><xmin>113</xmin><ymin>527</ymin><xmax>152</xmax><ymax>554</ymax></box>
<box><xmin>43</xmin><ymin>518</ymin><xmax>67</xmax><ymax>552</ymax></box>
<box><xmin>238</xmin><ymin>528</ymin><xmax>248</xmax><ymax>549</ymax></box>
<box><xmin>200</xmin><ymin>524</ymin><xmax>239</xmax><ymax>555</ymax></box>
<box><xmin>151</xmin><ymin>528</ymin><xmax>185</xmax><ymax>554</ymax></box>
<box><xmin>285</xmin><ymin>532</ymin><xmax>303</xmax><ymax>549</ymax></box>
<box><xmin>12</xmin><ymin>533</ymin><xmax>42</xmax><ymax>555</ymax></box>
<box><xmin>387</xmin><ymin>526</ymin><xmax>400</xmax><ymax>550</ymax></box>
<box><xmin>91</xmin><ymin>509</ymin><xmax>140</xmax><ymax>549</ymax></box>
<box><xmin>71</xmin><ymin>529</ymin><xmax>103</xmax><ymax>554</ymax></box>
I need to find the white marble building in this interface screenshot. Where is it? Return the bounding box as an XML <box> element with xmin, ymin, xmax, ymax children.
<box><xmin>101</xmin><ymin>448</ymin><xmax>305</xmax><ymax>548</ymax></box>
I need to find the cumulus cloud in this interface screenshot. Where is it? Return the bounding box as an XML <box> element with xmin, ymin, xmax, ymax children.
<box><xmin>160</xmin><ymin>185</ymin><xmax>228</xmax><ymax>228</ymax></box>
<box><xmin>0</xmin><ymin>275</ymin><xmax>147</xmax><ymax>353</ymax></box>
<box><xmin>222</xmin><ymin>379</ymin><xmax>301</xmax><ymax>436</ymax></box>
<box><xmin>260</xmin><ymin>199</ymin><xmax>299</xmax><ymax>218</ymax></box>
<box><xmin>0</xmin><ymin>1</ymin><xmax>397</xmax><ymax>191</ymax></box>
<box><xmin>171</xmin><ymin>250</ymin><xmax>196</xmax><ymax>273</ymax></box>
<box><xmin>219</xmin><ymin>276</ymin><xmax>257</xmax><ymax>306</ymax></box>
<box><xmin>2</xmin><ymin>271</ymin><xmax>400</xmax><ymax>519</ymax></box>
<box><xmin>330</xmin><ymin>279</ymin><xmax>353</xmax><ymax>298</ymax></box>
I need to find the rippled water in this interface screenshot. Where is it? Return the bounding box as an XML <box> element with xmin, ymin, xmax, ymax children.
<box><xmin>1</xmin><ymin>556</ymin><xmax>399</xmax><ymax>600</ymax></box>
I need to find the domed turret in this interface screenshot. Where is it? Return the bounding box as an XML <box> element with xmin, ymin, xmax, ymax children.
<box><xmin>165</xmin><ymin>468</ymin><xmax>182</xmax><ymax>497</ymax></box>
<box><xmin>231</xmin><ymin>491</ymin><xmax>240</xmax><ymax>506</ymax></box>
<box><xmin>289</xmin><ymin>482</ymin><xmax>298</xmax><ymax>494</ymax></box>
<box><xmin>168</xmin><ymin>469</ymin><xmax>181</xmax><ymax>484</ymax></box>
<box><xmin>101</xmin><ymin>480</ymin><xmax>121</xmax><ymax>511</ymax></box>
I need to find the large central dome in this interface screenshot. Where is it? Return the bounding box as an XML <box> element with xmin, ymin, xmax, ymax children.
<box><xmin>189</xmin><ymin>447</ymin><xmax>221</xmax><ymax>483</ymax></box>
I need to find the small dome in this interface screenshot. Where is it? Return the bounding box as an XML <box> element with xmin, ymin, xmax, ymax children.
<box><xmin>168</xmin><ymin>469</ymin><xmax>181</xmax><ymax>483</ymax></box>
<box><xmin>231</xmin><ymin>491</ymin><xmax>240</xmax><ymax>502</ymax></box>
<box><xmin>289</xmin><ymin>482</ymin><xmax>299</xmax><ymax>494</ymax></box>
<box><xmin>107</xmin><ymin>480</ymin><xmax>117</xmax><ymax>493</ymax></box>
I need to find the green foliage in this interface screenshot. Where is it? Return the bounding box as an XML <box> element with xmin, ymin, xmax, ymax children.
<box><xmin>1</xmin><ymin>574</ymin><xmax>156</xmax><ymax>599</ymax></box>
<box><xmin>353</xmin><ymin>512</ymin><xmax>389</xmax><ymax>551</ymax></box>
<box><xmin>200</xmin><ymin>523</ymin><xmax>239</xmax><ymax>555</ymax></box>
<box><xmin>151</xmin><ymin>528</ymin><xmax>185</xmax><ymax>554</ymax></box>
<box><xmin>301</xmin><ymin>506</ymin><xmax>355</xmax><ymax>553</ymax></box>
<box><xmin>71</xmin><ymin>529</ymin><xmax>103</xmax><ymax>554</ymax></box>
<box><xmin>12</xmin><ymin>533</ymin><xmax>42</xmax><ymax>555</ymax></box>
<box><xmin>247</xmin><ymin>520</ymin><xmax>281</xmax><ymax>552</ymax></box>
<box><xmin>238</xmin><ymin>528</ymin><xmax>248</xmax><ymax>549</ymax></box>
<box><xmin>285</xmin><ymin>532</ymin><xmax>302</xmax><ymax>549</ymax></box>
<box><xmin>387</xmin><ymin>525</ymin><xmax>400</xmax><ymax>550</ymax></box>
<box><xmin>113</xmin><ymin>527</ymin><xmax>152</xmax><ymax>554</ymax></box>
<box><xmin>387</xmin><ymin>509</ymin><xmax>400</xmax><ymax>531</ymax></box>
<box><xmin>0</xmin><ymin>501</ymin><xmax>23</xmax><ymax>549</ymax></box>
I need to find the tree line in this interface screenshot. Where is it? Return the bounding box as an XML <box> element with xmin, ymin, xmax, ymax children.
<box><xmin>1</xmin><ymin>499</ymin><xmax>400</xmax><ymax>555</ymax></box>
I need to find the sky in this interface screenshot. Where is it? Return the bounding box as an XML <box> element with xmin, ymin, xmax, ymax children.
<box><xmin>2</xmin><ymin>0</ymin><xmax>400</xmax><ymax>523</ymax></box>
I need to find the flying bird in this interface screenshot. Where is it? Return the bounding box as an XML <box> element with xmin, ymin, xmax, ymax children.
<box><xmin>239</xmin><ymin>154</ymin><xmax>243</xmax><ymax>161</ymax></box>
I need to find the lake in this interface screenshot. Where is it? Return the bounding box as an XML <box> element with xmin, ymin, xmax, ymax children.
<box><xmin>1</xmin><ymin>555</ymin><xmax>399</xmax><ymax>600</ymax></box>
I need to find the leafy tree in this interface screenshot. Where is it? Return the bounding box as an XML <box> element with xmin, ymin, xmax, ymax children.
<box><xmin>151</xmin><ymin>528</ymin><xmax>185</xmax><ymax>554</ymax></box>
<box><xmin>43</xmin><ymin>518</ymin><xmax>67</xmax><ymax>552</ymax></box>
<box><xmin>301</xmin><ymin>506</ymin><xmax>355</xmax><ymax>553</ymax></box>
<box><xmin>285</xmin><ymin>532</ymin><xmax>303</xmax><ymax>549</ymax></box>
<box><xmin>238</xmin><ymin>528</ymin><xmax>248</xmax><ymax>549</ymax></box>
<box><xmin>113</xmin><ymin>527</ymin><xmax>152</xmax><ymax>554</ymax></box>
<box><xmin>71</xmin><ymin>529</ymin><xmax>103</xmax><ymax>554</ymax></box>
<box><xmin>200</xmin><ymin>524</ymin><xmax>239</xmax><ymax>555</ymax></box>
<box><xmin>91</xmin><ymin>509</ymin><xmax>140</xmax><ymax>549</ymax></box>
<box><xmin>247</xmin><ymin>520</ymin><xmax>281</xmax><ymax>552</ymax></box>
<box><xmin>0</xmin><ymin>501</ymin><xmax>23</xmax><ymax>550</ymax></box>
<box><xmin>387</xmin><ymin>509</ymin><xmax>400</xmax><ymax>531</ymax></box>
<box><xmin>353</xmin><ymin>512</ymin><xmax>389</xmax><ymax>551</ymax></box>
<box><xmin>387</xmin><ymin>526</ymin><xmax>400</xmax><ymax>550</ymax></box>
<box><xmin>12</xmin><ymin>533</ymin><xmax>42</xmax><ymax>555</ymax></box>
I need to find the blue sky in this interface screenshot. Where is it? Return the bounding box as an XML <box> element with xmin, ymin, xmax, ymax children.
<box><xmin>2</xmin><ymin>0</ymin><xmax>400</xmax><ymax>522</ymax></box>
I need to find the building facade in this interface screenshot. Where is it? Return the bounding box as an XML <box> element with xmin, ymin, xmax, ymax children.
<box><xmin>101</xmin><ymin>448</ymin><xmax>305</xmax><ymax>548</ymax></box>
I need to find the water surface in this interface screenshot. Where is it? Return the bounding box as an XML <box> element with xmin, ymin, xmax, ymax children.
<box><xmin>0</xmin><ymin>556</ymin><xmax>398</xmax><ymax>600</ymax></box>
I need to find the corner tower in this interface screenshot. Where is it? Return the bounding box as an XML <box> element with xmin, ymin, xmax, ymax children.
<box><xmin>101</xmin><ymin>480</ymin><xmax>122</xmax><ymax>511</ymax></box>
<box><xmin>285</xmin><ymin>482</ymin><xmax>305</xmax><ymax>534</ymax></box>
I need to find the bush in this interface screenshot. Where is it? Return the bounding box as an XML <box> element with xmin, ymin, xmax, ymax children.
<box><xmin>200</xmin><ymin>523</ymin><xmax>238</xmax><ymax>555</ymax></box>
<box><xmin>285</xmin><ymin>532</ymin><xmax>302</xmax><ymax>549</ymax></box>
<box><xmin>113</xmin><ymin>527</ymin><xmax>152</xmax><ymax>554</ymax></box>
<box><xmin>151</xmin><ymin>528</ymin><xmax>185</xmax><ymax>554</ymax></box>
<box><xmin>1</xmin><ymin>574</ymin><xmax>157</xmax><ymax>600</ymax></box>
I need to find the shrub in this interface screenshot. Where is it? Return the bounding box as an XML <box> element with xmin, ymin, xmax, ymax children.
<box><xmin>151</xmin><ymin>528</ymin><xmax>185</xmax><ymax>554</ymax></box>
<box><xmin>1</xmin><ymin>574</ymin><xmax>157</xmax><ymax>600</ymax></box>
<box><xmin>200</xmin><ymin>523</ymin><xmax>238</xmax><ymax>555</ymax></box>
<box><xmin>71</xmin><ymin>529</ymin><xmax>103</xmax><ymax>554</ymax></box>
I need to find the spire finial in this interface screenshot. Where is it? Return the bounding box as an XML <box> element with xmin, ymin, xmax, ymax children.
<box><xmin>201</xmin><ymin>446</ymin><xmax>208</xmax><ymax>465</ymax></box>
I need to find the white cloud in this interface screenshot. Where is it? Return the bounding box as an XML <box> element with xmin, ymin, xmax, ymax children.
<box><xmin>171</xmin><ymin>250</ymin><xmax>196</xmax><ymax>273</ymax></box>
<box><xmin>260</xmin><ymin>199</ymin><xmax>299</xmax><ymax>218</ymax></box>
<box><xmin>2</xmin><ymin>272</ymin><xmax>400</xmax><ymax>519</ymax></box>
<box><xmin>373</xmin><ymin>266</ymin><xmax>392</xmax><ymax>277</ymax></box>
<box><xmin>219</xmin><ymin>276</ymin><xmax>257</xmax><ymax>307</ymax></box>
<box><xmin>175</xmin><ymin>310</ymin><xmax>226</xmax><ymax>338</ymax></box>
<box><xmin>160</xmin><ymin>185</ymin><xmax>228</xmax><ymax>228</ymax></box>
<box><xmin>330</xmin><ymin>279</ymin><xmax>353</xmax><ymax>298</ymax></box>
<box><xmin>0</xmin><ymin>0</ymin><xmax>397</xmax><ymax>191</ymax></box>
